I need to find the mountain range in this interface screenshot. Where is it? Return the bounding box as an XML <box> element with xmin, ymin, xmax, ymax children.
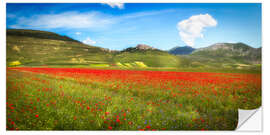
<box><xmin>6</xmin><ymin>29</ymin><xmax>261</xmax><ymax>70</ymax></box>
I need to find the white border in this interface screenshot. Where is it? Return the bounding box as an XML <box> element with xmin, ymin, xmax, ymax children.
<box><xmin>1</xmin><ymin>0</ymin><xmax>269</xmax><ymax>135</ymax></box>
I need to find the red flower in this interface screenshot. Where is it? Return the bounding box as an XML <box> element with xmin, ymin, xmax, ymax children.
<box><xmin>146</xmin><ymin>125</ymin><xmax>151</xmax><ymax>129</ymax></box>
<box><xmin>116</xmin><ymin>118</ymin><xmax>120</xmax><ymax>123</ymax></box>
<box><xmin>35</xmin><ymin>114</ymin><xmax>39</xmax><ymax>118</ymax></box>
<box><xmin>201</xmin><ymin>119</ymin><xmax>205</xmax><ymax>123</ymax></box>
<box><xmin>87</xmin><ymin>106</ymin><xmax>90</xmax><ymax>110</ymax></box>
<box><xmin>108</xmin><ymin>126</ymin><xmax>112</xmax><ymax>130</ymax></box>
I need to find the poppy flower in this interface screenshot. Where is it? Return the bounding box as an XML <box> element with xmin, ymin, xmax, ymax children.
<box><xmin>108</xmin><ymin>126</ymin><xmax>112</xmax><ymax>130</ymax></box>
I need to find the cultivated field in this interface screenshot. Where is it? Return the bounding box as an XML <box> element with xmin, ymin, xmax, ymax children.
<box><xmin>6</xmin><ymin>67</ymin><xmax>261</xmax><ymax>130</ymax></box>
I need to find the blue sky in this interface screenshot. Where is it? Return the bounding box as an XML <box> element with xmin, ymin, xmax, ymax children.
<box><xmin>7</xmin><ymin>3</ymin><xmax>261</xmax><ymax>50</ymax></box>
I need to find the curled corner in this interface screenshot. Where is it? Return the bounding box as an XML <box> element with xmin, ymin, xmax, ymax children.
<box><xmin>236</xmin><ymin>107</ymin><xmax>262</xmax><ymax>131</ymax></box>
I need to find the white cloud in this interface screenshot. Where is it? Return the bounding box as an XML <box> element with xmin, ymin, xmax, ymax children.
<box><xmin>9</xmin><ymin>11</ymin><xmax>114</xmax><ymax>29</ymax></box>
<box><xmin>9</xmin><ymin>9</ymin><xmax>174</xmax><ymax>30</ymax></box>
<box><xmin>83</xmin><ymin>37</ymin><xmax>96</xmax><ymax>45</ymax></box>
<box><xmin>103</xmin><ymin>3</ymin><xmax>124</xmax><ymax>9</ymax></box>
<box><xmin>75</xmin><ymin>32</ymin><xmax>81</xmax><ymax>35</ymax></box>
<box><xmin>177</xmin><ymin>14</ymin><xmax>217</xmax><ymax>47</ymax></box>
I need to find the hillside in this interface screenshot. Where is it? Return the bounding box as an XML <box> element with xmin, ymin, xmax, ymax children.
<box><xmin>6</xmin><ymin>29</ymin><xmax>181</xmax><ymax>68</ymax></box>
<box><xmin>176</xmin><ymin>43</ymin><xmax>261</xmax><ymax>69</ymax></box>
<box><xmin>7</xmin><ymin>29</ymin><xmax>81</xmax><ymax>43</ymax></box>
<box><xmin>6</xmin><ymin>29</ymin><xmax>261</xmax><ymax>70</ymax></box>
<box><xmin>192</xmin><ymin>43</ymin><xmax>261</xmax><ymax>64</ymax></box>
<box><xmin>168</xmin><ymin>46</ymin><xmax>196</xmax><ymax>55</ymax></box>
<box><xmin>7</xmin><ymin>29</ymin><xmax>113</xmax><ymax>66</ymax></box>
<box><xmin>115</xmin><ymin>44</ymin><xmax>181</xmax><ymax>67</ymax></box>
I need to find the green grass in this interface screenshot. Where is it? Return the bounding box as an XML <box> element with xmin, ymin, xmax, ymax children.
<box><xmin>89</xmin><ymin>64</ymin><xmax>110</xmax><ymax>68</ymax></box>
<box><xmin>113</xmin><ymin>50</ymin><xmax>181</xmax><ymax>68</ymax></box>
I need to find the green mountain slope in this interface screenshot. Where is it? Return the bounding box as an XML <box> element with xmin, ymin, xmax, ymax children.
<box><xmin>192</xmin><ymin>43</ymin><xmax>261</xmax><ymax>64</ymax></box>
<box><xmin>7</xmin><ymin>29</ymin><xmax>80</xmax><ymax>43</ymax></box>
<box><xmin>177</xmin><ymin>43</ymin><xmax>261</xmax><ymax>69</ymax></box>
<box><xmin>7</xmin><ymin>29</ymin><xmax>113</xmax><ymax>66</ymax></box>
<box><xmin>114</xmin><ymin>45</ymin><xmax>181</xmax><ymax>67</ymax></box>
<box><xmin>6</xmin><ymin>29</ymin><xmax>181</xmax><ymax>68</ymax></box>
<box><xmin>6</xmin><ymin>29</ymin><xmax>261</xmax><ymax>70</ymax></box>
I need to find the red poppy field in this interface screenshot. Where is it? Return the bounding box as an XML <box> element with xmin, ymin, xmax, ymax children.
<box><xmin>6</xmin><ymin>67</ymin><xmax>261</xmax><ymax>130</ymax></box>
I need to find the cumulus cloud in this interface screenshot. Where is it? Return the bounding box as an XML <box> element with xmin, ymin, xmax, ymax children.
<box><xmin>177</xmin><ymin>14</ymin><xmax>217</xmax><ymax>47</ymax></box>
<box><xmin>83</xmin><ymin>37</ymin><xmax>96</xmax><ymax>45</ymax></box>
<box><xmin>103</xmin><ymin>3</ymin><xmax>124</xmax><ymax>9</ymax></box>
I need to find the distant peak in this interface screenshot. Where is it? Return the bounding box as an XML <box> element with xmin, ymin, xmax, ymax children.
<box><xmin>212</xmin><ymin>43</ymin><xmax>227</xmax><ymax>46</ymax></box>
<box><xmin>211</xmin><ymin>42</ymin><xmax>247</xmax><ymax>46</ymax></box>
<box><xmin>183</xmin><ymin>46</ymin><xmax>194</xmax><ymax>48</ymax></box>
<box><xmin>168</xmin><ymin>45</ymin><xmax>196</xmax><ymax>55</ymax></box>
<box><xmin>135</xmin><ymin>44</ymin><xmax>155</xmax><ymax>50</ymax></box>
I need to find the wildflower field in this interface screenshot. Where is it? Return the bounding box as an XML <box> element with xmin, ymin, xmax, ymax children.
<box><xmin>6</xmin><ymin>67</ymin><xmax>261</xmax><ymax>130</ymax></box>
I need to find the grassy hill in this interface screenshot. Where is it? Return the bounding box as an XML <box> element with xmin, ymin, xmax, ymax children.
<box><xmin>7</xmin><ymin>29</ymin><xmax>261</xmax><ymax>71</ymax></box>
<box><xmin>7</xmin><ymin>29</ymin><xmax>113</xmax><ymax>67</ymax></box>
<box><xmin>6</xmin><ymin>29</ymin><xmax>181</xmax><ymax>68</ymax></box>
<box><xmin>7</xmin><ymin>29</ymin><xmax>81</xmax><ymax>43</ymax></box>
<box><xmin>192</xmin><ymin>43</ymin><xmax>261</xmax><ymax>64</ymax></box>
<box><xmin>114</xmin><ymin>46</ymin><xmax>181</xmax><ymax>67</ymax></box>
<box><xmin>177</xmin><ymin>43</ymin><xmax>261</xmax><ymax>70</ymax></box>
